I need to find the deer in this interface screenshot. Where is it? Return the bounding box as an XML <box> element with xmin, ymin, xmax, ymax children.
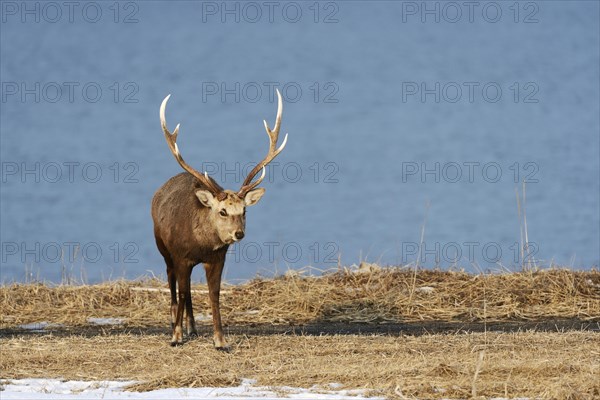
<box><xmin>151</xmin><ymin>89</ymin><xmax>288</xmax><ymax>349</ymax></box>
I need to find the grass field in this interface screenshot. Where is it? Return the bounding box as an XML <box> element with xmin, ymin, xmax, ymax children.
<box><xmin>1</xmin><ymin>267</ymin><xmax>599</xmax><ymax>399</ymax></box>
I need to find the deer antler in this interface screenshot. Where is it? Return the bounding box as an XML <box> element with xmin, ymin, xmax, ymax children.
<box><xmin>160</xmin><ymin>95</ymin><xmax>223</xmax><ymax>195</ymax></box>
<box><xmin>238</xmin><ymin>89</ymin><xmax>288</xmax><ymax>197</ymax></box>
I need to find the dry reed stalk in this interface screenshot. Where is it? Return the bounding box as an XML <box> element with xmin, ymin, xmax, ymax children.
<box><xmin>1</xmin><ymin>268</ymin><xmax>598</xmax><ymax>329</ymax></box>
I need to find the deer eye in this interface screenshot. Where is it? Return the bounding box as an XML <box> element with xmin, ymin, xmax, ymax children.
<box><xmin>219</xmin><ymin>209</ymin><xmax>228</xmax><ymax>217</ymax></box>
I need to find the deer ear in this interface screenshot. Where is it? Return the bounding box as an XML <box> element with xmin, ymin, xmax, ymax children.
<box><xmin>244</xmin><ymin>188</ymin><xmax>265</xmax><ymax>207</ymax></box>
<box><xmin>195</xmin><ymin>190</ymin><xmax>216</xmax><ymax>208</ymax></box>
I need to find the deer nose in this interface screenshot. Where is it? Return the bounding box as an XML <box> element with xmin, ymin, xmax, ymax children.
<box><xmin>235</xmin><ymin>231</ymin><xmax>245</xmax><ymax>240</ymax></box>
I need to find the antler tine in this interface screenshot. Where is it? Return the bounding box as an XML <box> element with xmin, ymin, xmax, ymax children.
<box><xmin>160</xmin><ymin>95</ymin><xmax>222</xmax><ymax>195</ymax></box>
<box><xmin>263</xmin><ymin>88</ymin><xmax>283</xmax><ymax>149</ymax></box>
<box><xmin>238</xmin><ymin>89</ymin><xmax>288</xmax><ymax>197</ymax></box>
<box><xmin>238</xmin><ymin>166</ymin><xmax>266</xmax><ymax>196</ymax></box>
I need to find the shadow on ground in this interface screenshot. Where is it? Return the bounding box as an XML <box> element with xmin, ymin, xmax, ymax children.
<box><xmin>1</xmin><ymin>318</ymin><xmax>598</xmax><ymax>339</ymax></box>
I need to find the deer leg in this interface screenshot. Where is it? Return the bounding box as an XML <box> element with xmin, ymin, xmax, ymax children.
<box><xmin>171</xmin><ymin>267</ymin><xmax>190</xmax><ymax>346</ymax></box>
<box><xmin>204</xmin><ymin>260</ymin><xmax>227</xmax><ymax>350</ymax></box>
<box><xmin>156</xmin><ymin>236</ymin><xmax>178</xmax><ymax>330</ymax></box>
<box><xmin>166</xmin><ymin>263</ymin><xmax>177</xmax><ymax>329</ymax></box>
<box><xmin>185</xmin><ymin>276</ymin><xmax>197</xmax><ymax>337</ymax></box>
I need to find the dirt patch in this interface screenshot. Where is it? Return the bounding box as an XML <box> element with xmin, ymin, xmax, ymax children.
<box><xmin>1</xmin><ymin>318</ymin><xmax>598</xmax><ymax>339</ymax></box>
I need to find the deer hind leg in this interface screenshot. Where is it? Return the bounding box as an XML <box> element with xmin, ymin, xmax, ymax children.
<box><xmin>204</xmin><ymin>260</ymin><xmax>228</xmax><ymax>350</ymax></box>
<box><xmin>171</xmin><ymin>266</ymin><xmax>191</xmax><ymax>346</ymax></box>
<box><xmin>167</xmin><ymin>266</ymin><xmax>177</xmax><ymax>329</ymax></box>
<box><xmin>156</xmin><ymin>236</ymin><xmax>178</xmax><ymax>329</ymax></box>
<box><xmin>185</xmin><ymin>283</ymin><xmax>197</xmax><ymax>337</ymax></box>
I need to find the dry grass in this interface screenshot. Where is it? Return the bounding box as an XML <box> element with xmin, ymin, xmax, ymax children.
<box><xmin>1</xmin><ymin>267</ymin><xmax>598</xmax><ymax>328</ymax></box>
<box><xmin>1</xmin><ymin>267</ymin><xmax>599</xmax><ymax>399</ymax></box>
<box><xmin>1</xmin><ymin>332</ymin><xmax>599</xmax><ymax>399</ymax></box>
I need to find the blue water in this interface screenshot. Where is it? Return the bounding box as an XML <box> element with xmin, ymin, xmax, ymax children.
<box><xmin>1</xmin><ymin>1</ymin><xmax>598</xmax><ymax>283</ymax></box>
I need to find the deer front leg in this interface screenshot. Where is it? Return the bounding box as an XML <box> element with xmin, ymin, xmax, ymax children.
<box><xmin>204</xmin><ymin>260</ymin><xmax>227</xmax><ymax>350</ymax></box>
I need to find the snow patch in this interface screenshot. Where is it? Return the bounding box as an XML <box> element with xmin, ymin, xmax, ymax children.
<box><xmin>87</xmin><ymin>317</ymin><xmax>125</xmax><ymax>326</ymax></box>
<box><xmin>0</xmin><ymin>378</ymin><xmax>383</xmax><ymax>400</ymax></box>
<box><xmin>17</xmin><ymin>322</ymin><xmax>63</xmax><ymax>332</ymax></box>
<box><xmin>194</xmin><ymin>313</ymin><xmax>211</xmax><ymax>322</ymax></box>
<box><xmin>415</xmin><ymin>286</ymin><xmax>435</xmax><ymax>294</ymax></box>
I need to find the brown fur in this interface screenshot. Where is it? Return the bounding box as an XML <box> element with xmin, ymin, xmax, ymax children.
<box><xmin>152</xmin><ymin>172</ymin><xmax>240</xmax><ymax>348</ymax></box>
<box><xmin>153</xmin><ymin>90</ymin><xmax>286</xmax><ymax>348</ymax></box>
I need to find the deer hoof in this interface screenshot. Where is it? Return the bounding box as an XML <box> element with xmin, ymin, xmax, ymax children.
<box><xmin>215</xmin><ymin>345</ymin><xmax>231</xmax><ymax>352</ymax></box>
<box><xmin>170</xmin><ymin>341</ymin><xmax>183</xmax><ymax>347</ymax></box>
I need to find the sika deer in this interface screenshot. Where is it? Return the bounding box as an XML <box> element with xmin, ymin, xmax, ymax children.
<box><xmin>152</xmin><ymin>90</ymin><xmax>288</xmax><ymax>349</ymax></box>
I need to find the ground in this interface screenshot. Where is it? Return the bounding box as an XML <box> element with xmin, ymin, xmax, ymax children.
<box><xmin>1</xmin><ymin>267</ymin><xmax>599</xmax><ymax>399</ymax></box>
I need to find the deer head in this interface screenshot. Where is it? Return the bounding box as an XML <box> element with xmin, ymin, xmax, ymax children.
<box><xmin>159</xmin><ymin>90</ymin><xmax>288</xmax><ymax>245</ymax></box>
